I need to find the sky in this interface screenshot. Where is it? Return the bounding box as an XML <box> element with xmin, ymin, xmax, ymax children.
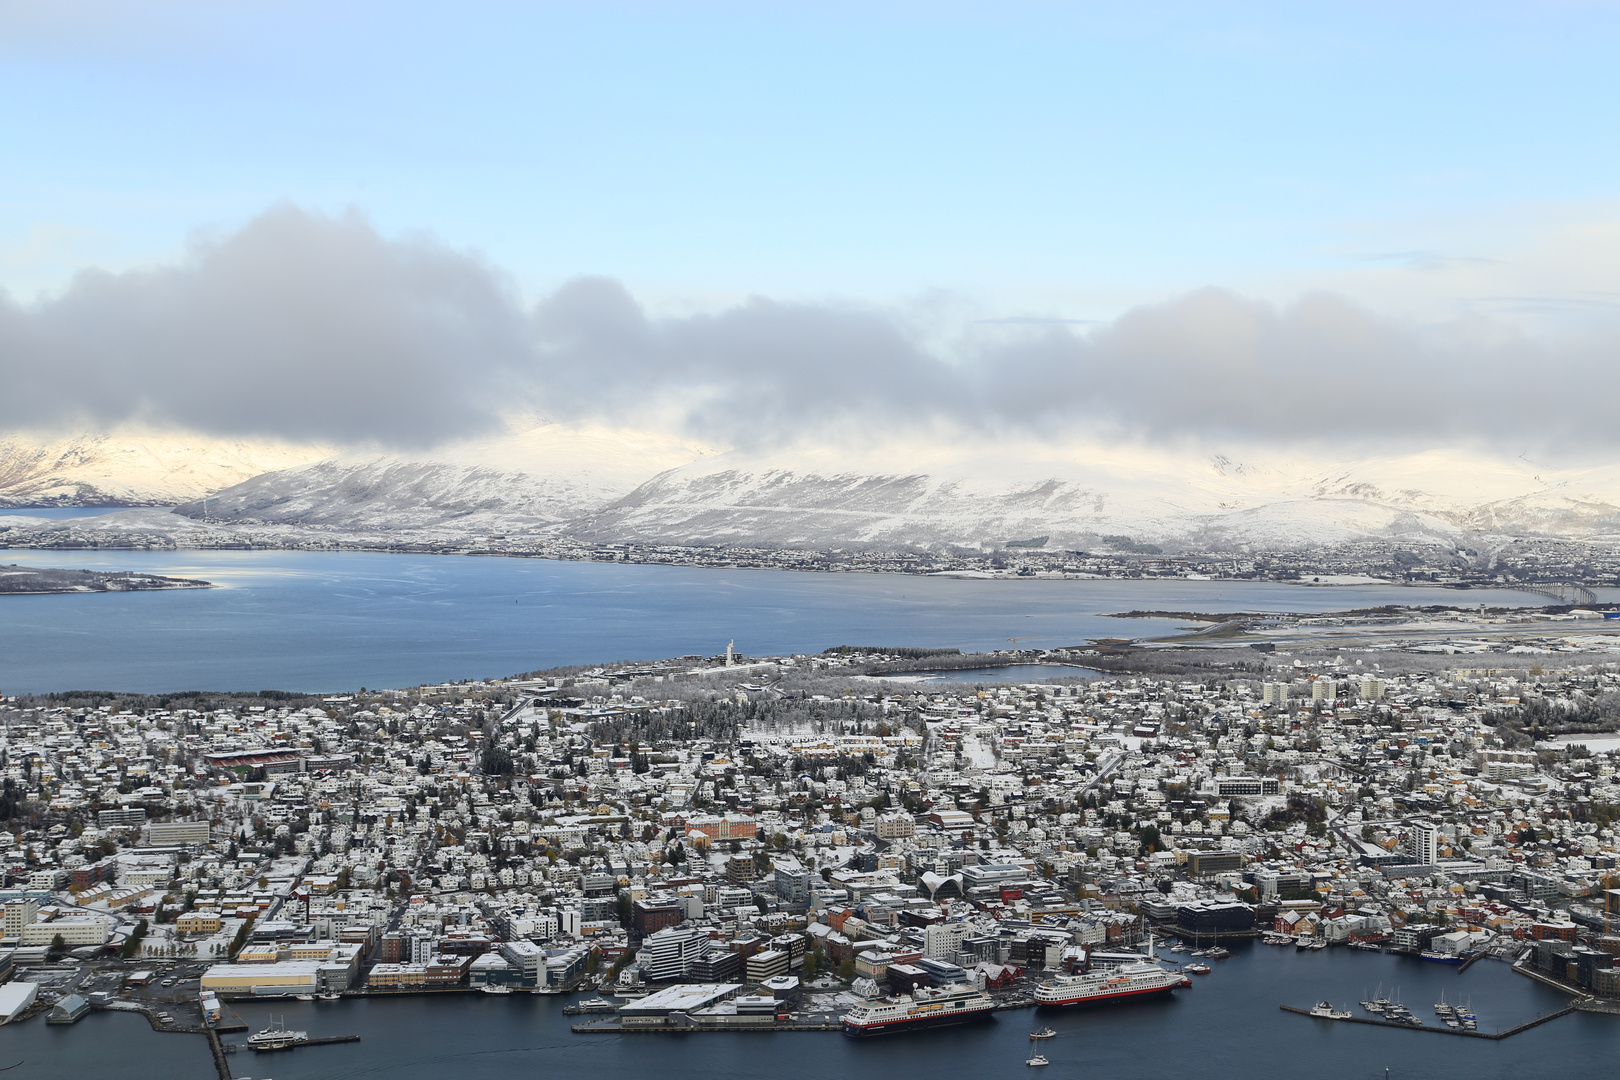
<box><xmin>3</xmin><ymin>2</ymin><xmax>1620</xmax><ymax>455</ymax></box>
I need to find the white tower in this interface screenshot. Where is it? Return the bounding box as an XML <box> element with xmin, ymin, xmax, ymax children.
<box><xmin>725</xmin><ymin>640</ymin><xmax>735</xmax><ymax>667</ymax></box>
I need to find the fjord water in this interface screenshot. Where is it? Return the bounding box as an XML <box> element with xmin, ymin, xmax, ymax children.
<box><xmin>1</xmin><ymin>945</ymin><xmax>1607</xmax><ymax>1080</ymax></box>
<box><xmin>0</xmin><ymin>549</ymin><xmax>1573</xmax><ymax>695</ymax></box>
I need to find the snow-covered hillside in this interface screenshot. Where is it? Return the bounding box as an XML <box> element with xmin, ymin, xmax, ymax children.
<box><xmin>0</xmin><ymin>430</ymin><xmax>330</xmax><ymax>507</ymax></box>
<box><xmin>577</xmin><ymin>440</ymin><xmax>1620</xmax><ymax>551</ymax></box>
<box><xmin>174</xmin><ymin>423</ymin><xmax>716</xmax><ymax>532</ymax></box>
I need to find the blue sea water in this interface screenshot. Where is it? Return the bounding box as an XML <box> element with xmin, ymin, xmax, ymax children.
<box><xmin>0</xmin><ymin>549</ymin><xmax>1574</xmax><ymax>695</ymax></box>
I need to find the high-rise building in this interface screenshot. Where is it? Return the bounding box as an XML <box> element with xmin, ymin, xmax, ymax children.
<box><xmin>1406</xmin><ymin>821</ymin><xmax>1440</xmax><ymax>866</ymax></box>
<box><xmin>1262</xmin><ymin>682</ymin><xmax>1289</xmax><ymax>705</ymax></box>
<box><xmin>772</xmin><ymin>858</ymin><xmax>810</xmax><ymax>906</ymax></box>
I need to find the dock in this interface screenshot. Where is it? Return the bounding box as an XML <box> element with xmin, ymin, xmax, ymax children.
<box><xmin>1280</xmin><ymin>1003</ymin><xmax>1575</xmax><ymax>1040</ymax></box>
<box><xmin>572</xmin><ymin>1018</ymin><xmax>840</xmax><ymax>1033</ymax></box>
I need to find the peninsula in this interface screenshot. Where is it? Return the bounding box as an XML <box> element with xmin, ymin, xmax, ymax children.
<box><xmin>0</xmin><ymin>564</ymin><xmax>212</xmax><ymax>595</ymax></box>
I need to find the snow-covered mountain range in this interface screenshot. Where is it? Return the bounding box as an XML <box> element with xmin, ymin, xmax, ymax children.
<box><xmin>4</xmin><ymin>424</ymin><xmax>1620</xmax><ymax>551</ymax></box>
<box><xmin>0</xmin><ymin>430</ymin><xmax>330</xmax><ymax>507</ymax></box>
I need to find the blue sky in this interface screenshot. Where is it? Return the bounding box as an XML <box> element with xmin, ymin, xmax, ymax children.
<box><xmin>3</xmin><ymin>2</ymin><xmax>1619</xmax><ymax>324</ymax></box>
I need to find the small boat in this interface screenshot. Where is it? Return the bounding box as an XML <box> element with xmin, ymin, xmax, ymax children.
<box><xmin>1026</xmin><ymin>1055</ymin><xmax>1050</xmax><ymax>1067</ymax></box>
<box><xmin>1308</xmin><ymin>1001</ymin><xmax>1351</xmax><ymax>1019</ymax></box>
<box><xmin>318</xmin><ymin>992</ymin><xmax>341</xmax><ymax>1001</ymax></box>
<box><xmin>1169</xmin><ymin>943</ymin><xmax>1188</xmax><ymax>953</ymax></box>
<box><xmin>1029</xmin><ymin>1028</ymin><xmax>1056</xmax><ymax>1040</ymax></box>
<box><xmin>481</xmin><ymin>985</ymin><xmax>513</xmax><ymax>995</ymax></box>
<box><xmin>1185</xmin><ymin>963</ymin><xmax>1212</xmax><ymax>975</ymax></box>
<box><xmin>1295</xmin><ymin>935</ymin><xmax>1314</xmax><ymax>949</ymax></box>
<box><xmin>1207</xmin><ymin>946</ymin><xmax>1230</xmax><ymax>960</ymax></box>
<box><xmin>295</xmin><ymin>994</ymin><xmax>315</xmax><ymax>1001</ymax></box>
<box><xmin>1310</xmin><ymin>940</ymin><xmax>1326</xmax><ymax>951</ymax></box>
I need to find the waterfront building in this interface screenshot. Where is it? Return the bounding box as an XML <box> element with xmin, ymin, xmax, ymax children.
<box><xmin>641</xmin><ymin>925</ymin><xmax>707</xmax><ymax>982</ymax></box>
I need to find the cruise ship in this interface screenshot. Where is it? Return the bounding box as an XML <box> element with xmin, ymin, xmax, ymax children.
<box><xmin>1033</xmin><ymin>949</ymin><xmax>1191</xmax><ymax>1008</ymax></box>
<box><xmin>842</xmin><ymin>982</ymin><xmax>996</xmax><ymax>1036</ymax></box>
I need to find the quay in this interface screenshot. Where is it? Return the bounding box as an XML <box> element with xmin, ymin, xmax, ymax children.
<box><xmin>572</xmin><ymin>1018</ymin><xmax>841</xmax><ymax>1034</ymax></box>
<box><xmin>1280</xmin><ymin>1004</ymin><xmax>1576</xmax><ymax>1040</ymax></box>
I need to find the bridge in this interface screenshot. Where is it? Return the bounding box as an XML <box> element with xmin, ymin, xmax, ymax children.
<box><xmin>1520</xmin><ymin>584</ymin><xmax>1598</xmax><ymax>606</ymax></box>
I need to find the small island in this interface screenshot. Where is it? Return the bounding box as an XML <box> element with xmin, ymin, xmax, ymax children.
<box><xmin>0</xmin><ymin>564</ymin><xmax>212</xmax><ymax>594</ymax></box>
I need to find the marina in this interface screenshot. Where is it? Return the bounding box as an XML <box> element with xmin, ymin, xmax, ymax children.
<box><xmin>1280</xmin><ymin>1002</ymin><xmax>1577</xmax><ymax>1040</ymax></box>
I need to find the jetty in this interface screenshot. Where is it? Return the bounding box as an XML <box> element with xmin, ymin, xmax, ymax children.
<box><xmin>1280</xmin><ymin>1003</ymin><xmax>1576</xmax><ymax>1040</ymax></box>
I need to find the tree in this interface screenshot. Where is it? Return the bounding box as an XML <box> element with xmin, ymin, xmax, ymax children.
<box><xmin>837</xmin><ymin>959</ymin><xmax>855</xmax><ymax>981</ymax></box>
<box><xmin>119</xmin><ymin>919</ymin><xmax>149</xmax><ymax>959</ymax></box>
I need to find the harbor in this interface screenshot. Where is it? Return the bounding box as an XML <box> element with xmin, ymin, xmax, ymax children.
<box><xmin>3</xmin><ymin>942</ymin><xmax>1616</xmax><ymax>1080</ymax></box>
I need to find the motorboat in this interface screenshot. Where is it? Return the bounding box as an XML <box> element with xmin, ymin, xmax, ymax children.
<box><xmin>1185</xmin><ymin>963</ymin><xmax>1212</xmax><ymax>975</ymax></box>
<box><xmin>1026</xmin><ymin>1055</ymin><xmax>1050</xmax><ymax>1067</ymax></box>
<box><xmin>1029</xmin><ymin>1028</ymin><xmax>1056</xmax><ymax>1040</ymax></box>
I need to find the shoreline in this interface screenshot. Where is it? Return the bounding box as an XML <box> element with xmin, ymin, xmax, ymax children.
<box><xmin>0</xmin><ymin>535</ymin><xmax>1576</xmax><ymax>590</ymax></box>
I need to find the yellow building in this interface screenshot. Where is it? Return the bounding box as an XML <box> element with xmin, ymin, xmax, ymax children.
<box><xmin>176</xmin><ymin>912</ymin><xmax>222</xmax><ymax>934</ymax></box>
<box><xmin>199</xmin><ymin>962</ymin><xmax>321</xmax><ymax>995</ymax></box>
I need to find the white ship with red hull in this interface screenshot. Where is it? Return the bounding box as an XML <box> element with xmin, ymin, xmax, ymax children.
<box><xmin>842</xmin><ymin>983</ymin><xmax>996</xmax><ymax>1037</ymax></box>
<box><xmin>1034</xmin><ymin>950</ymin><xmax>1191</xmax><ymax>1009</ymax></box>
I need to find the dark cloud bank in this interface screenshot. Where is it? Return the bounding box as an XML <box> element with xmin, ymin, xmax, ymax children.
<box><xmin>0</xmin><ymin>205</ymin><xmax>1603</xmax><ymax>453</ymax></box>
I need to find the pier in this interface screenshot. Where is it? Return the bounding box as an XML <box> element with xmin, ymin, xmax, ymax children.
<box><xmin>1280</xmin><ymin>1003</ymin><xmax>1576</xmax><ymax>1039</ymax></box>
<box><xmin>207</xmin><ymin>1029</ymin><xmax>232</xmax><ymax>1080</ymax></box>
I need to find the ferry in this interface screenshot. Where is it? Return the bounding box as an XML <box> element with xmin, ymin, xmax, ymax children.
<box><xmin>1033</xmin><ymin>943</ymin><xmax>1191</xmax><ymax>1008</ymax></box>
<box><xmin>841</xmin><ymin>983</ymin><xmax>996</xmax><ymax>1037</ymax></box>
<box><xmin>561</xmin><ymin>997</ymin><xmax>616</xmax><ymax>1015</ymax></box>
<box><xmin>1419</xmin><ymin>949</ymin><xmax>1463</xmax><ymax>964</ymax></box>
<box><xmin>248</xmin><ymin>1019</ymin><xmax>309</xmax><ymax>1051</ymax></box>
